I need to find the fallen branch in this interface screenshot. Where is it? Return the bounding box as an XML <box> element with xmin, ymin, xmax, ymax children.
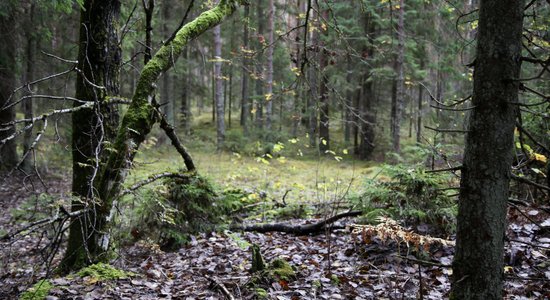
<box><xmin>231</xmin><ymin>210</ymin><xmax>362</xmax><ymax>235</ymax></box>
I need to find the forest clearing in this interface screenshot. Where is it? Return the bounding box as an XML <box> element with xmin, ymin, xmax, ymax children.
<box><xmin>1</xmin><ymin>0</ymin><xmax>549</xmax><ymax>299</ymax></box>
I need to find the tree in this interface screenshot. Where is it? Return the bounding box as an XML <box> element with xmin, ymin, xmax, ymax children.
<box><xmin>21</xmin><ymin>2</ymin><xmax>36</xmax><ymax>172</ymax></box>
<box><xmin>63</xmin><ymin>0</ymin><xmax>122</xmax><ymax>270</ymax></box>
<box><xmin>390</xmin><ymin>0</ymin><xmax>405</xmax><ymax>153</ymax></box>
<box><xmin>62</xmin><ymin>0</ymin><xmax>243</xmax><ymax>271</ymax></box>
<box><xmin>0</xmin><ymin>3</ymin><xmax>18</xmax><ymax>170</ymax></box>
<box><xmin>254</xmin><ymin>0</ymin><xmax>265</xmax><ymax>130</ymax></box>
<box><xmin>264</xmin><ymin>0</ymin><xmax>274</xmax><ymax>131</ymax></box>
<box><xmin>307</xmin><ymin>7</ymin><xmax>319</xmax><ymax>147</ymax></box>
<box><xmin>318</xmin><ymin>9</ymin><xmax>329</xmax><ymax>153</ymax></box>
<box><xmin>451</xmin><ymin>0</ymin><xmax>524</xmax><ymax>298</ymax></box>
<box><xmin>213</xmin><ymin>24</ymin><xmax>225</xmax><ymax>150</ymax></box>
<box><xmin>240</xmin><ymin>4</ymin><xmax>251</xmax><ymax>135</ymax></box>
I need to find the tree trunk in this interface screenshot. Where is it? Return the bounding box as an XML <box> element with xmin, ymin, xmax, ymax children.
<box><xmin>318</xmin><ymin>14</ymin><xmax>329</xmax><ymax>153</ymax></box>
<box><xmin>308</xmin><ymin>8</ymin><xmax>319</xmax><ymax>148</ymax></box>
<box><xmin>0</xmin><ymin>6</ymin><xmax>18</xmax><ymax>171</ymax></box>
<box><xmin>181</xmin><ymin>46</ymin><xmax>191</xmax><ymax>135</ymax></box>
<box><xmin>451</xmin><ymin>0</ymin><xmax>524</xmax><ymax>298</ymax></box>
<box><xmin>213</xmin><ymin>24</ymin><xmax>225</xmax><ymax>150</ymax></box>
<box><xmin>161</xmin><ymin>0</ymin><xmax>173</xmax><ymax>124</ymax></box>
<box><xmin>357</xmin><ymin>12</ymin><xmax>376</xmax><ymax>160</ymax></box>
<box><xmin>63</xmin><ymin>1</ymin><xmax>241</xmax><ymax>272</ymax></box>
<box><xmin>64</xmin><ymin>0</ymin><xmax>122</xmax><ymax>271</ymax></box>
<box><xmin>390</xmin><ymin>0</ymin><xmax>405</xmax><ymax>153</ymax></box>
<box><xmin>255</xmin><ymin>0</ymin><xmax>265</xmax><ymax>130</ymax></box>
<box><xmin>290</xmin><ymin>0</ymin><xmax>304</xmax><ymax>137</ymax></box>
<box><xmin>344</xmin><ymin>55</ymin><xmax>352</xmax><ymax>144</ymax></box>
<box><xmin>21</xmin><ymin>3</ymin><xmax>36</xmax><ymax>172</ymax></box>
<box><xmin>416</xmin><ymin>58</ymin><xmax>424</xmax><ymax>144</ymax></box>
<box><xmin>265</xmin><ymin>0</ymin><xmax>274</xmax><ymax>131</ymax></box>
<box><xmin>240</xmin><ymin>4</ymin><xmax>251</xmax><ymax>135</ymax></box>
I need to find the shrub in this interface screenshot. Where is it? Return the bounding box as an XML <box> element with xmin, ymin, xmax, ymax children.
<box><xmin>352</xmin><ymin>164</ymin><xmax>457</xmax><ymax>234</ymax></box>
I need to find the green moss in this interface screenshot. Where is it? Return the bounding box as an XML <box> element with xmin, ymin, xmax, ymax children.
<box><xmin>270</xmin><ymin>258</ymin><xmax>296</xmax><ymax>281</ymax></box>
<box><xmin>250</xmin><ymin>244</ymin><xmax>266</xmax><ymax>272</ymax></box>
<box><xmin>19</xmin><ymin>280</ymin><xmax>53</xmax><ymax>300</ymax></box>
<box><xmin>77</xmin><ymin>263</ymin><xmax>132</xmax><ymax>281</ymax></box>
<box><xmin>254</xmin><ymin>288</ymin><xmax>268</xmax><ymax>299</ymax></box>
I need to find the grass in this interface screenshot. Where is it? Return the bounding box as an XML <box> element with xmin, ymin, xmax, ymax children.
<box><xmin>129</xmin><ymin>143</ymin><xmax>377</xmax><ymax>205</ymax></box>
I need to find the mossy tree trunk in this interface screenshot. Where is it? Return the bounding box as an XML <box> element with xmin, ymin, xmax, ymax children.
<box><xmin>64</xmin><ymin>0</ymin><xmax>122</xmax><ymax>271</ymax></box>
<box><xmin>0</xmin><ymin>5</ymin><xmax>18</xmax><ymax>171</ymax></box>
<box><xmin>450</xmin><ymin>0</ymin><xmax>524</xmax><ymax>298</ymax></box>
<box><xmin>62</xmin><ymin>0</ymin><xmax>243</xmax><ymax>272</ymax></box>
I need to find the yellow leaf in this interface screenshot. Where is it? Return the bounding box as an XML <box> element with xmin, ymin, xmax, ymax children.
<box><xmin>532</xmin><ymin>153</ymin><xmax>547</xmax><ymax>163</ymax></box>
<box><xmin>343</xmin><ymin>149</ymin><xmax>349</xmax><ymax>155</ymax></box>
<box><xmin>265</xmin><ymin>93</ymin><xmax>273</xmax><ymax>101</ymax></box>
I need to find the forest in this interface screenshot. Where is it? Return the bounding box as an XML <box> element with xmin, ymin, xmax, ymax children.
<box><xmin>0</xmin><ymin>0</ymin><xmax>549</xmax><ymax>299</ymax></box>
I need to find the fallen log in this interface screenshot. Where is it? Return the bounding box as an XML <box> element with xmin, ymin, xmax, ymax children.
<box><xmin>231</xmin><ymin>210</ymin><xmax>362</xmax><ymax>235</ymax></box>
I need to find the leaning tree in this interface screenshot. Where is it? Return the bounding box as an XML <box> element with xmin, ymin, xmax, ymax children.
<box><xmin>61</xmin><ymin>0</ymin><xmax>245</xmax><ymax>271</ymax></box>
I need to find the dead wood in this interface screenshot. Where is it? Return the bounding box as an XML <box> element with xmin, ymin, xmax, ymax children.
<box><xmin>231</xmin><ymin>210</ymin><xmax>362</xmax><ymax>235</ymax></box>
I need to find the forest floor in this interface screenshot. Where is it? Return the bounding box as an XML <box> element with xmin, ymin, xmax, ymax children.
<box><xmin>1</xmin><ymin>150</ymin><xmax>550</xmax><ymax>299</ymax></box>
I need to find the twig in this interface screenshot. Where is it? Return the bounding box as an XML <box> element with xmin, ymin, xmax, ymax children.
<box><xmin>205</xmin><ymin>275</ymin><xmax>235</xmax><ymax>300</ymax></box>
<box><xmin>425</xmin><ymin>126</ymin><xmax>469</xmax><ymax>133</ymax></box>
<box><xmin>393</xmin><ymin>255</ymin><xmax>451</xmax><ymax>268</ymax></box>
<box><xmin>426</xmin><ymin>166</ymin><xmax>463</xmax><ymax>173</ymax></box>
<box><xmin>2</xmin><ymin>208</ymin><xmax>88</xmax><ymax>241</ymax></box>
<box><xmin>515</xmin><ymin>122</ymin><xmax>550</xmax><ymax>154</ymax></box>
<box><xmin>118</xmin><ymin>172</ymin><xmax>193</xmax><ymax>198</ymax></box>
<box><xmin>507</xmin><ymin>239</ymin><xmax>550</xmax><ymax>250</ymax></box>
<box><xmin>505</xmin><ymin>275</ymin><xmax>550</xmax><ymax>282</ymax></box>
<box><xmin>511</xmin><ymin>174</ymin><xmax>550</xmax><ymax>192</ymax></box>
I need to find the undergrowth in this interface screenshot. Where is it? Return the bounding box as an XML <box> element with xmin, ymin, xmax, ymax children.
<box><xmin>352</xmin><ymin>164</ymin><xmax>457</xmax><ymax>234</ymax></box>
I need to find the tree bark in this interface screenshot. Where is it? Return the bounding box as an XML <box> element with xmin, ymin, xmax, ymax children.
<box><xmin>161</xmin><ymin>0</ymin><xmax>173</xmax><ymax>124</ymax></box>
<box><xmin>318</xmin><ymin>15</ymin><xmax>329</xmax><ymax>153</ymax></box>
<box><xmin>181</xmin><ymin>46</ymin><xmax>191</xmax><ymax>135</ymax></box>
<box><xmin>308</xmin><ymin>7</ymin><xmax>319</xmax><ymax>148</ymax></box>
<box><xmin>344</xmin><ymin>55</ymin><xmax>352</xmax><ymax>144</ymax></box>
<box><xmin>64</xmin><ymin>0</ymin><xmax>122</xmax><ymax>271</ymax></box>
<box><xmin>21</xmin><ymin>3</ymin><xmax>36</xmax><ymax>172</ymax></box>
<box><xmin>0</xmin><ymin>6</ymin><xmax>18</xmax><ymax>171</ymax></box>
<box><xmin>213</xmin><ymin>24</ymin><xmax>225</xmax><ymax>150</ymax></box>
<box><xmin>390</xmin><ymin>0</ymin><xmax>405</xmax><ymax>153</ymax></box>
<box><xmin>265</xmin><ymin>0</ymin><xmax>274</xmax><ymax>131</ymax></box>
<box><xmin>62</xmin><ymin>0</ymin><xmax>242</xmax><ymax>272</ymax></box>
<box><xmin>240</xmin><ymin>4</ymin><xmax>251</xmax><ymax>135</ymax></box>
<box><xmin>357</xmin><ymin>12</ymin><xmax>376</xmax><ymax>160</ymax></box>
<box><xmin>451</xmin><ymin>0</ymin><xmax>524</xmax><ymax>298</ymax></box>
<box><xmin>254</xmin><ymin>0</ymin><xmax>265</xmax><ymax>130</ymax></box>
